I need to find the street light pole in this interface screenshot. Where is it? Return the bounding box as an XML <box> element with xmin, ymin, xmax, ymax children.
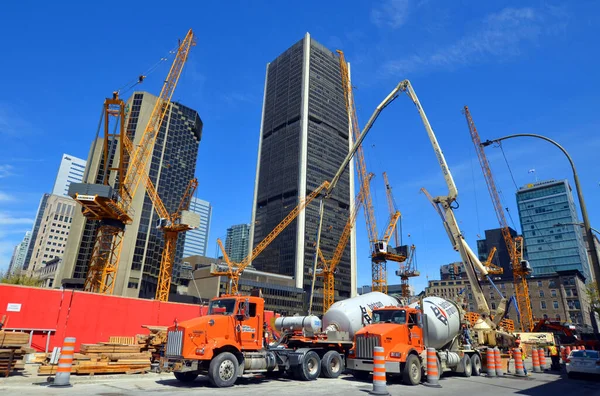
<box><xmin>482</xmin><ymin>133</ymin><xmax>600</xmax><ymax>292</ymax></box>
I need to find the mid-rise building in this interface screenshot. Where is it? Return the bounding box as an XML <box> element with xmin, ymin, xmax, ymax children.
<box><xmin>440</xmin><ymin>262</ymin><xmax>467</xmax><ymax>280</ymax></box>
<box><xmin>249</xmin><ymin>33</ymin><xmax>356</xmax><ymax>311</ymax></box>
<box><xmin>60</xmin><ymin>92</ymin><xmax>202</xmax><ymax>299</ymax></box>
<box><xmin>225</xmin><ymin>223</ymin><xmax>251</xmax><ymax>262</ymax></box>
<box><xmin>183</xmin><ymin>255</ymin><xmax>304</xmax><ymax>315</ymax></box>
<box><xmin>425</xmin><ymin>270</ymin><xmax>592</xmax><ymax>327</ymax></box>
<box><xmin>26</xmin><ymin>194</ymin><xmax>76</xmax><ymax>277</ymax></box>
<box><xmin>183</xmin><ymin>197</ymin><xmax>211</xmax><ymax>258</ymax></box>
<box><xmin>477</xmin><ymin>227</ymin><xmax>518</xmax><ymax>280</ymax></box>
<box><xmin>7</xmin><ymin>246</ymin><xmax>19</xmax><ymax>275</ymax></box>
<box><xmin>516</xmin><ymin>179</ymin><xmax>591</xmax><ymax>281</ymax></box>
<box><xmin>52</xmin><ymin>154</ymin><xmax>86</xmax><ymax>197</ymax></box>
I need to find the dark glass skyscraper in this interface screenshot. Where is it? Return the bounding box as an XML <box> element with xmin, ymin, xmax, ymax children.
<box><xmin>249</xmin><ymin>33</ymin><xmax>356</xmax><ymax>309</ymax></box>
<box><xmin>477</xmin><ymin>227</ymin><xmax>518</xmax><ymax>280</ymax></box>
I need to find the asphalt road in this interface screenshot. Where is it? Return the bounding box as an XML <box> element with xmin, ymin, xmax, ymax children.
<box><xmin>2</xmin><ymin>368</ymin><xmax>600</xmax><ymax>396</ymax></box>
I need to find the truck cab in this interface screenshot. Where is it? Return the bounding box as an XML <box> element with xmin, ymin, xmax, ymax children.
<box><xmin>160</xmin><ymin>295</ymin><xmax>268</xmax><ymax>387</ymax></box>
<box><xmin>347</xmin><ymin>306</ymin><xmax>425</xmax><ymax>385</ymax></box>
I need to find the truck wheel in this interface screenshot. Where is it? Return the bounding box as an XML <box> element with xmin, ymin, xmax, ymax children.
<box><xmin>208</xmin><ymin>352</ymin><xmax>239</xmax><ymax>388</ymax></box>
<box><xmin>321</xmin><ymin>350</ymin><xmax>344</xmax><ymax>378</ymax></box>
<box><xmin>462</xmin><ymin>355</ymin><xmax>472</xmax><ymax>378</ymax></box>
<box><xmin>295</xmin><ymin>351</ymin><xmax>321</xmax><ymax>381</ymax></box>
<box><xmin>174</xmin><ymin>371</ymin><xmax>198</xmax><ymax>382</ymax></box>
<box><xmin>402</xmin><ymin>354</ymin><xmax>422</xmax><ymax>385</ymax></box>
<box><xmin>470</xmin><ymin>354</ymin><xmax>482</xmax><ymax>376</ymax></box>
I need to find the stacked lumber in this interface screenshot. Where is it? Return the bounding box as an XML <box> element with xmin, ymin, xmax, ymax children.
<box><xmin>0</xmin><ymin>331</ymin><xmax>32</xmax><ymax>376</ymax></box>
<box><xmin>137</xmin><ymin>326</ymin><xmax>168</xmax><ymax>362</ymax></box>
<box><xmin>37</xmin><ymin>342</ymin><xmax>151</xmax><ymax>376</ymax></box>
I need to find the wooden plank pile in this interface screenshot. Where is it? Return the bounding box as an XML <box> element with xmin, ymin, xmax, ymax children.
<box><xmin>0</xmin><ymin>331</ymin><xmax>32</xmax><ymax>377</ymax></box>
<box><xmin>37</xmin><ymin>342</ymin><xmax>151</xmax><ymax>376</ymax></box>
<box><xmin>137</xmin><ymin>325</ymin><xmax>167</xmax><ymax>362</ymax></box>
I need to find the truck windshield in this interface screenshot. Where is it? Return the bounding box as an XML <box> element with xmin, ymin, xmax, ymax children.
<box><xmin>208</xmin><ymin>299</ymin><xmax>237</xmax><ymax>315</ymax></box>
<box><xmin>373</xmin><ymin>310</ymin><xmax>406</xmax><ymax>324</ymax></box>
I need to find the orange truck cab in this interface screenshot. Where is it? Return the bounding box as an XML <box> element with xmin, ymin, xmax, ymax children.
<box><xmin>347</xmin><ymin>306</ymin><xmax>425</xmax><ymax>385</ymax></box>
<box><xmin>160</xmin><ymin>294</ymin><xmax>347</xmax><ymax>387</ymax></box>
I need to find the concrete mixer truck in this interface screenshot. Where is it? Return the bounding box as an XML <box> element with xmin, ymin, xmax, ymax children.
<box><xmin>159</xmin><ymin>291</ymin><xmax>402</xmax><ymax>387</ymax></box>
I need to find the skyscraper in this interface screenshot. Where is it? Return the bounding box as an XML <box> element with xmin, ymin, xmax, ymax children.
<box><xmin>9</xmin><ymin>231</ymin><xmax>32</xmax><ymax>274</ymax></box>
<box><xmin>516</xmin><ymin>179</ymin><xmax>591</xmax><ymax>281</ymax></box>
<box><xmin>60</xmin><ymin>91</ymin><xmax>202</xmax><ymax>298</ymax></box>
<box><xmin>225</xmin><ymin>223</ymin><xmax>251</xmax><ymax>262</ymax></box>
<box><xmin>249</xmin><ymin>33</ymin><xmax>356</xmax><ymax>306</ymax></box>
<box><xmin>52</xmin><ymin>154</ymin><xmax>86</xmax><ymax>197</ymax></box>
<box><xmin>183</xmin><ymin>197</ymin><xmax>212</xmax><ymax>258</ymax></box>
<box><xmin>22</xmin><ymin>193</ymin><xmax>49</xmax><ymax>271</ymax></box>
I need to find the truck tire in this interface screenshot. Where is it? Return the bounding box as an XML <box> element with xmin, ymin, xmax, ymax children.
<box><xmin>295</xmin><ymin>350</ymin><xmax>321</xmax><ymax>381</ymax></box>
<box><xmin>462</xmin><ymin>355</ymin><xmax>472</xmax><ymax>378</ymax></box>
<box><xmin>174</xmin><ymin>371</ymin><xmax>198</xmax><ymax>383</ymax></box>
<box><xmin>470</xmin><ymin>354</ymin><xmax>482</xmax><ymax>376</ymax></box>
<box><xmin>208</xmin><ymin>352</ymin><xmax>239</xmax><ymax>388</ymax></box>
<box><xmin>321</xmin><ymin>350</ymin><xmax>344</xmax><ymax>378</ymax></box>
<box><xmin>402</xmin><ymin>354</ymin><xmax>422</xmax><ymax>385</ymax></box>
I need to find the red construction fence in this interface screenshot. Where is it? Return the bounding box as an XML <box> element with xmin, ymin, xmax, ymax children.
<box><xmin>0</xmin><ymin>284</ymin><xmax>212</xmax><ymax>352</ymax></box>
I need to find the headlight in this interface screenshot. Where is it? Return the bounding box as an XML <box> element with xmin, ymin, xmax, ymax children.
<box><xmin>349</xmin><ymin>349</ymin><xmax>355</xmax><ymax>356</ymax></box>
<box><xmin>195</xmin><ymin>347</ymin><xmax>205</xmax><ymax>355</ymax></box>
<box><xmin>390</xmin><ymin>352</ymin><xmax>401</xmax><ymax>358</ymax></box>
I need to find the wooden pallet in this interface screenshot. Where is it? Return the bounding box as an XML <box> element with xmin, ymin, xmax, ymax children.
<box><xmin>108</xmin><ymin>336</ymin><xmax>135</xmax><ymax>345</ymax></box>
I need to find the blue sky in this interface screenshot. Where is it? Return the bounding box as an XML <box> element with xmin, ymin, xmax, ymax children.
<box><xmin>0</xmin><ymin>1</ymin><xmax>598</xmax><ymax>295</ymax></box>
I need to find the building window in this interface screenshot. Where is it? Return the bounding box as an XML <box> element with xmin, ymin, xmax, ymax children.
<box><xmin>541</xmin><ymin>301</ymin><xmax>547</xmax><ymax>310</ymax></box>
<box><xmin>553</xmin><ymin>301</ymin><xmax>559</xmax><ymax>309</ymax></box>
<box><xmin>539</xmin><ymin>290</ymin><xmax>545</xmax><ymax>298</ymax></box>
<box><xmin>537</xmin><ymin>280</ymin><xmax>543</xmax><ymax>287</ymax></box>
<box><xmin>491</xmin><ymin>302</ymin><xmax>496</xmax><ymax>310</ymax></box>
<box><xmin>551</xmin><ymin>289</ymin><xmax>557</xmax><ymax>297</ymax></box>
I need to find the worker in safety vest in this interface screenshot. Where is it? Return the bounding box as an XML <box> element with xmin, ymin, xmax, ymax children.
<box><xmin>549</xmin><ymin>345</ymin><xmax>560</xmax><ymax>370</ymax></box>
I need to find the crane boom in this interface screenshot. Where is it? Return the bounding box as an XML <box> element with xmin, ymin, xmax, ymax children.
<box><xmin>383</xmin><ymin>172</ymin><xmax>400</xmax><ymax>247</ymax></box>
<box><xmin>399</xmin><ymin>79</ymin><xmax>505</xmax><ymax>326</ymax></box>
<box><xmin>119</xmin><ymin>30</ymin><xmax>196</xmax><ymax>213</ymax></box>
<box><xmin>215</xmin><ymin>181</ymin><xmax>331</xmax><ymax>294</ymax></box>
<box><xmin>464</xmin><ymin>105</ymin><xmax>533</xmax><ymax>331</ymax></box>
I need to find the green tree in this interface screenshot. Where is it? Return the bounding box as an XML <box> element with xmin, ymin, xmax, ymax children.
<box><xmin>0</xmin><ymin>271</ymin><xmax>43</xmax><ymax>287</ymax></box>
<box><xmin>586</xmin><ymin>284</ymin><xmax>600</xmax><ymax>319</ymax></box>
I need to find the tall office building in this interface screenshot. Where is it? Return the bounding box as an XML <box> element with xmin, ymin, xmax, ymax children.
<box><xmin>60</xmin><ymin>91</ymin><xmax>203</xmax><ymax>298</ymax></box>
<box><xmin>477</xmin><ymin>227</ymin><xmax>518</xmax><ymax>280</ymax></box>
<box><xmin>249</xmin><ymin>33</ymin><xmax>356</xmax><ymax>307</ymax></box>
<box><xmin>26</xmin><ymin>194</ymin><xmax>76</xmax><ymax>277</ymax></box>
<box><xmin>225</xmin><ymin>223</ymin><xmax>251</xmax><ymax>262</ymax></box>
<box><xmin>516</xmin><ymin>179</ymin><xmax>591</xmax><ymax>281</ymax></box>
<box><xmin>183</xmin><ymin>197</ymin><xmax>211</xmax><ymax>258</ymax></box>
<box><xmin>52</xmin><ymin>154</ymin><xmax>86</xmax><ymax>197</ymax></box>
<box><xmin>7</xmin><ymin>246</ymin><xmax>19</xmax><ymax>275</ymax></box>
<box><xmin>9</xmin><ymin>231</ymin><xmax>32</xmax><ymax>274</ymax></box>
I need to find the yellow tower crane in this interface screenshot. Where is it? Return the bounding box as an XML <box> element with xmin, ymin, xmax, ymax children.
<box><xmin>337</xmin><ymin>51</ymin><xmax>406</xmax><ymax>294</ymax></box>
<box><xmin>214</xmin><ymin>181</ymin><xmax>331</xmax><ymax>295</ymax></box>
<box><xmin>72</xmin><ymin>29</ymin><xmax>195</xmax><ymax>294</ymax></box>
<box><xmin>464</xmin><ymin>105</ymin><xmax>534</xmax><ymax>331</ymax></box>
<box><xmin>316</xmin><ymin>174</ymin><xmax>372</xmax><ymax>312</ymax></box>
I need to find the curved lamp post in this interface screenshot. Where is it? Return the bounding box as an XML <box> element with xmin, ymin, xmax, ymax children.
<box><xmin>481</xmin><ymin>133</ymin><xmax>600</xmax><ymax>292</ymax></box>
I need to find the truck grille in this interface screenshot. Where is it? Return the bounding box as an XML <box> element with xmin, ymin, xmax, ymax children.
<box><xmin>355</xmin><ymin>334</ymin><xmax>380</xmax><ymax>359</ymax></box>
<box><xmin>166</xmin><ymin>330</ymin><xmax>183</xmax><ymax>357</ymax></box>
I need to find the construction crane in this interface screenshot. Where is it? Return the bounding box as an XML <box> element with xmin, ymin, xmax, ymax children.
<box><xmin>464</xmin><ymin>105</ymin><xmax>534</xmax><ymax>331</ymax></box>
<box><xmin>72</xmin><ymin>29</ymin><xmax>196</xmax><ymax>294</ymax></box>
<box><xmin>337</xmin><ymin>50</ymin><xmax>406</xmax><ymax>294</ymax></box>
<box><xmin>315</xmin><ymin>174</ymin><xmax>372</xmax><ymax>312</ymax></box>
<box><xmin>215</xmin><ymin>181</ymin><xmax>331</xmax><ymax>295</ymax></box>
<box><xmin>383</xmin><ymin>172</ymin><xmax>401</xmax><ymax>247</ymax></box>
<box><xmin>395</xmin><ymin>244</ymin><xmax>419</xmax><ymax>298</ymax></box>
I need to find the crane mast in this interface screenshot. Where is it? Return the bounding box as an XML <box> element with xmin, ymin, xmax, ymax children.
<box><xmin>464</xmin><ymin>106</ymin><xmax>534</xmax><ymax>331</ymax></box>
